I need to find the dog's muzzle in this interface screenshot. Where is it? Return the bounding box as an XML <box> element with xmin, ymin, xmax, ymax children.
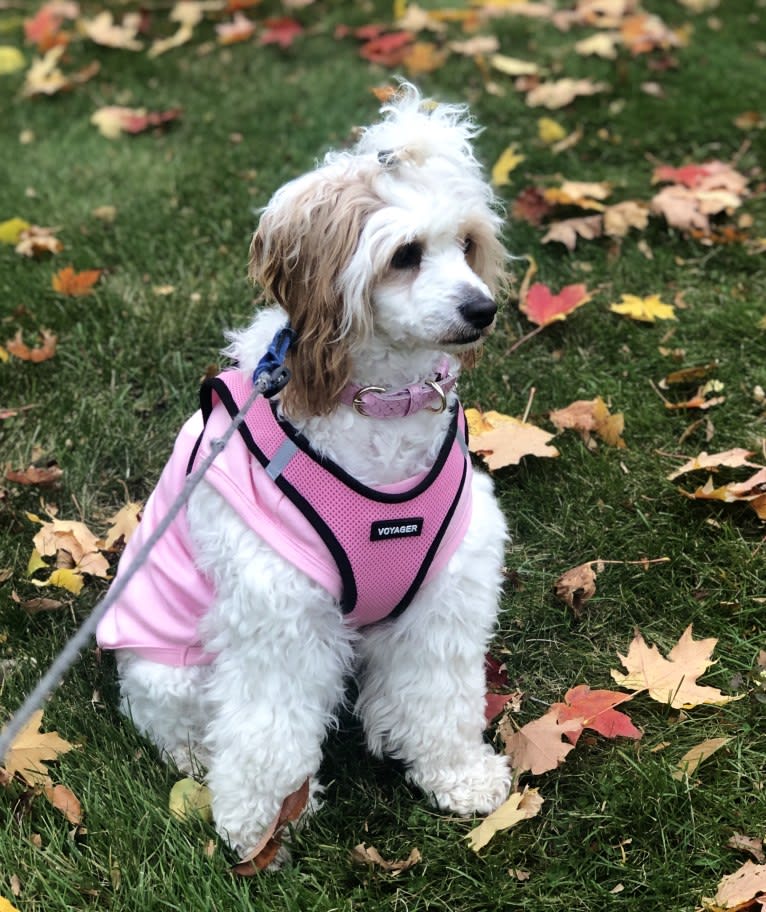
<box><xmin>459</xmin><ymin>291</ymin><xmax>497</xmax><ymax>330</ymax></box>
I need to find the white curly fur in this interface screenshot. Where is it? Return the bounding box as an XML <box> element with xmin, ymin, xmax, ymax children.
<box><xmin>114</xmin><ymin>85</ymin><xmax>511</xmax><ymax>863</ymax></box>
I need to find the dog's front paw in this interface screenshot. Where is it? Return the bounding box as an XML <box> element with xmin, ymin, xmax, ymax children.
<box><xmin>409</xmin><ymin>747</ymin><xmax>512</xmax><ymax>817</ymax></box>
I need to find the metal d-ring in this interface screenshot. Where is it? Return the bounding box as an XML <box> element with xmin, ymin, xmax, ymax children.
<box><xmin>352</xmin><ymin>385</ymin><xmax>386</xmax><ymax>416</ymax></box>
<box><xmin>424</xmin><ymin>379</ymin><xmax>447</xmax><ymax>413</ymax></box>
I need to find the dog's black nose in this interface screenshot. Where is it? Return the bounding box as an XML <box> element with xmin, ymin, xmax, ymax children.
<box><xmin>459</xmin><ymin>291</ymin><xmax>497</xmax><ymax>330</ymax></box>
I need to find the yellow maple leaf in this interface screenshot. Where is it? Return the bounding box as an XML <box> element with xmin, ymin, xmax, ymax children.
<box><xmin>0</xmin><ymin>217</ymin><xmax>31</xmax><ymax>245</ymax></box>
<box><xmin>0</xmin><ymin>896</ymin><xmax>22</xmax><ymax>912</ymax></box>
<box><xmin>1</xmin><ymin>709</ymin><xmax>75</xmax><ymax>787</ymax></box>
<box><xmin>465</xmin><ymin>408</ymin><xmax>559</xmax><ymax>470</ymax></box>
<box><xmin>610</xmin><ymin>293</ymin><xmax>676</xmax><ymax>322</ymax></box>
<box><xmin>537</xmin><ymin>117</ymin><xmax>566</xmax><ymax>145</ymax></box>
<box><xmin>491</xmin><ymin>144</ymin><xmax>525</xmax><ymax>187</ymax></box>
<box><xmin>32</xmin><ymin>567</ymin><xmax>85</xmax><ymax>595</ymax></box>
<box><xmin>610</xmin><ymin>626</ymin><xmax>740</xmax><ymax>709</ymax></box>
<box><xmin>466</xmin><ymin>787</ymin><xmax>543</xmax><ymax>852</ymax></box>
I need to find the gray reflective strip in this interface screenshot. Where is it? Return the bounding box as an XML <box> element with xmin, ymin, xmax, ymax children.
<box><xmin>265</xmin><ymin>438</ymin><xmax>299</xmax><ymax>480</ymax></box>
<box><xmin>457</xmin><ymin>429</ymin><xmax>469</xmax><ymax>458</ymax></box>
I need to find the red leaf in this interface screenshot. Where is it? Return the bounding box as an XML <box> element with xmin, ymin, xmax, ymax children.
<box><xmin>512</xmin><ymin>186</ymin><xmax>553</xmax><ymax>227</ymax></box>
<box><xmin>521</xmin><ymin>282</ymin><xmax>591</xmax><ymax>327</ymax></box>
<box><xmin>359</xmin><ymin>31</ymin><xmax>414</xmax><ymax>66</ymax></box>
<box><xmin>485</xmin><ymin>653</ymin><xmax>509</xmax><ymax>691</ymax></box>
<box><xmin>553</xmin><ymin>685</ymin><xmax>642</xmax><ymax>745</ymax></box>
<box><xmin>485</xmin><ymin>692</ymin><xmax>514</xmax><ymax>724</ymax></box>
<box><xmin>259</xmin><ymin>17</ymin><xmax>303</xmax><ymax>49</ymax></box>
<box><xmin>652</xmin><ymin>163</ymin><xmax>716</xmax><ymax>188</ymax></box>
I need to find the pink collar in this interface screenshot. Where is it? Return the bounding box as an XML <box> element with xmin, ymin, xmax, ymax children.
<box><xmin>339</xmin><ymin>359</ymin><xmax>457</xmax><ymax>418</ymax></box>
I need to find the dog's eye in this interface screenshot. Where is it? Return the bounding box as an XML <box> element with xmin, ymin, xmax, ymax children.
<box><xmin>391</xmin><ymin>242</ymin><xmax>423</xmax><ymax>270</ymax></box>
<box><xmin>462</xmin><ymin>236</ymin><xmax>475</xmax><ymax>256</ymax></box>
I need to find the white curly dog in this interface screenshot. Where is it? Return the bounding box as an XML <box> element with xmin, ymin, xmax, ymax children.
<box><xmin>98</xmin><ymin>85</ymin><xmax>511</xmax><ymax>861</ymax></box>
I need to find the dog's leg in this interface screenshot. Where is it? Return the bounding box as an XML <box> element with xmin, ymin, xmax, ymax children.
<box><xmin>356</xmin><ymin>473</ymin><xmax>511</xmax><ymax>816</ymax></box>
<box><xmin>187</xmin><ymin>484</ymin><xmax>353</xmax><ymax>860</ymax></box>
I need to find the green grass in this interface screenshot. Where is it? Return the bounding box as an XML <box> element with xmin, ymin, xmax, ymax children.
<box><xmin>1</xmin><ymin>1</ymin><xmax>765</xmax><ymax>909</ymax></box>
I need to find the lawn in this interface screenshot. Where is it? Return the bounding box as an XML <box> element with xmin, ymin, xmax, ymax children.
<box><xmin>1</xmin><ymin>1</ymin><xmax>765</xmax><ymax>910</ymax></box>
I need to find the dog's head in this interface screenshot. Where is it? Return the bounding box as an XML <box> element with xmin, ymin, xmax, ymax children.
<box><xmin>249</xmin><ymin>85</ymin><xmax>507</xmax><ymax>417</ymax></box>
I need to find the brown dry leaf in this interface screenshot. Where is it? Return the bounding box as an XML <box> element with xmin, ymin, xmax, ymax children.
<box><xmin>664</xmin><ymin>380</ymin><xmax>726</xmax><ymax>411</ymax></box>
<box><xmin>541</xmin><ymin>215</ymin><xmax>603</xmax><ymax>250</ymax></box>
<box><xmin>5</xmin><ymin>464</ymin><xmax>62</xmax><ymax>486</ymax></box>
<box><xmin>5</xmin><ymin>330</ymin><xmax>57</xmax><ymax>363</ymax></box>
<box><xmin>29</xmin><ymin>515</ymin><xmax>110</xmax><ymax>579</ymax></box>
<box><xmin>350</xmin><ymin>843</ymin><xmax>422</xmax><ymax>873</ymax></box>
<box><xmin>525</xmin><ymin>78</ymin><xmax>608</xmax><ymax>109</ymax></box>
<box><xmin>465</xmin><ymin>408</ymin><xmax>559</xmax><ymax>470</ymax></box>
<box><xmin>667</xmin><ymin>448</ymin><xmax>759</xmax><ymax>481</ymax></box>
<box><xmin>43</xmin><ymin>783</ymin><xmax>83</xmax><ymax>824</ymax></box>
<box><xmin>554</xmin><ymin>560</ymin><xmax>603</xmax><ymax>616</ymax></box>
<box><xmin>500</xmin><ymin>711</ymin><xmax>580</xmax><ymax>775</ymax></box>
<box><xmin>727</xmin><ymin>834</ymin><xmax>766</xmax><ymax>865</ymax></box>
<box><xmin>466</xmin><ymin>787</ymin><xmax>543</xmax><ymax>852</ymax></box>
<box><xmin>1</xmin><ymin>709</ymin><xmax>75</xmax><ymax>787</ymax></box>
<box><xmin>10</xmin><ymin>592</ymin><xmax>65</xmax><ymax>614</ymax></box>
<box><xmin>712</xmin><ymin>861</ymin><xmax>766</xmax><ymax>912</ymax></box>
<box><xmin>101</xmin><ymin>503</ymin><xmax>142</xmax><ymax>551</ymax></box>
<box><xmin>545</xmin><ymin>179</ymin><xmax>612</xmax><ymax>209</ymax></box>
<box><xmin>15</xmin><ymin>226</ymin><xmax>63</xmax><ymax>257</ymax></box>
<box><xmin>682</xmin><ymin>470</ymin><xmax>766</xmax><ymax>522</ymax></box>
<box><xmin>603</xmin><ymin>201</ymin><xmax>650</xmax><ymax>237</ymax></box>
<box><xmin>672</xmin><ymin>737</ymin><xmax>731</xmax><ymax>781</ymax></box>
<box><xmin>611</xmin><ymin>625</ymin><xmax>740</xmax><ymax>709</ymax></box>
<box><xmin>232</xmin><ymin>779</ymin><xmax>309</xmax><ymax>874</ymax></box>
<box><xmin>549</xmin><ymin>397</ymin><xmax>625</xmax><ymax>448</ymax></box>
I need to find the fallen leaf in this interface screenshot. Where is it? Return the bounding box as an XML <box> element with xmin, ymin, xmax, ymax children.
<box><xmin>549</xmin><ymin>396</ymin><xmax>625</xmax><ymax>448</ymax></box>
<box><xmin>603</xmin><ymin>201</ymin><xmax>650</xmax><ymax>237</ymax></box>
<box><xmin>358</xmin><ymin>31</ymin><xmax>413</xmax><ymax>66</ymax></box>
<box><xmin>81</xmin><ymin>11</ymin><xmax>143</xmax><ymax>50</ymax></box>
<box><xmin>668</xmin><ymin>449</ymin><xmax>761</xmax><ymax>481</ymax></box>
<box><xmin>537</xmin><ymin>117</ymin><xmax>566</xmax><ymax>144</ymax></box>
<box><xmin>51</xmin><ymin>266</ymin><xmax>101</xmax><ymax>295</ymax></box>
<box><xmin>611</xmin><ymin>625</ymin><xmax>740</xmax><ymax>709</ymax></box>
<box><xmin>91</xmin><ymin>107</ymin><xmax>182</xmax><ymax>139</ymax></box>
<box><xmin>14</xmin><ymin>225</ymin><xmax>63</xmax><ymax>257</ymax></box>
<box><xmin>526</xmin><ymin>78</ymin><xmax>608</xmax><ymax>109</ymax></box>
<box><xmin>672</xmin><ymin>736</ymin><xmax>731</xmax><ymax>781</ymax></box>
<box><xmin>727</xmin><ymin>834</ymin><xmax>766</xmax><ymax>865</ymax></box>
<box><xmin>216</xmin><ymin>12</ymin><xmax>256</xmax><ymax>44</ymax></box>
<box><xmin>575</xmin><ymin>31</ymin><xmax>620</xmax><ymax>58</ymax></box>
<box><xmin>659</xmin><ymin>362</ymin><xmax>719</xmax><ymax>388</ymax></box>
<box><xmin>465</xmin><ymin>408</ymin><xmax>559</xmax><ymax>470</ymax></box>
<box><xmin>512</xmin><ymin>186</ymin><xmax>553</xmax><ymax>226</ymax></box>
<box><xmin>492</xmin><ymin>144</ymin><xmax>525</xmax><ymax>186</ymax></box>
<box><xmin>232</xmin><ymin>779</ymin><xmax>309</xmax><ymax>873</ymax></box>
<box><xmin>448</xmin><ymin>35</ymin><xmax>499</xmax><ymax>56</ymax></box>
<box><xmin>554</xmin><ymin>560</ymin><xmax>602</xmax><ymax>614</ymax></box>
<box><xmin>712</xmin><ymin>860</ymin><xmax>766</xmax><ymax>911</ymax></box>
<box><xmin>680</xmin><ymin>470</ymin><xmax>766</xmax><ymax>522</ymax></box>
<box><xmin>148</xmin><ymin>25</ymin><xmax>194</xmax><ymax>58</ymax></box>
<box><xmin>44</xmin><ymin>783</ymin><xmax>83</xmax><ymax>824</ymax></box>
<box><xmin>22</xmin><ymin>45</ymin><xmax>99</xmax><ymax>97</ymax></box>
<box><xmin>541</xmin><ymin>215</ymin><xmax>603</xmax><ymax>250</ymax></box>
<box><xmin>5</xmin><ymin>329</ymin><xmax>57</xmax><ymax>363</ymax></box>
<box><xmin>31</xmin><ymin>567</ymin><xmax>85</xmax><ymax>595</ymax></box>
<box><xmin>553</xmin><ymin>685</ymin><xmax>641</xmax><ymax>744</ymax></box>
<box><xmin>521</xmin><ymin>282</ymin><xmax>590</xmax><ymax>327</ymax></box>
<box><xmin>101</xmin><ymin>502</ymin><xmax>142</xmax><ymax>550</ymax></box>
<box><xmin>485</xmin><ymin>692</ymin><xmax>516</xmax><ymax>723</ymax></box>
<box><xmin>259</xmin><ymin>17</ymin><xmax>303</xmax><ymax>48</ymax></box>
<box><xmin>169</xmin><ymin>778</ymin><xmax>212</xmax><ymax>822</ymax></box>
<box><xmin>0</xmin><ymin>218</ymin><xmax>31</xmax><ymax>244</ymax></box>
<box><xmin>11</xmin><ymin>593</ymin><xmax>65</xmax><ymax>614</ymax></box>
<box><xmin>29</xmin><ymin>515</ymin><xmax>110</xmax><ymax>578</ymax></box>
<box><xmin>489</xmin><ymin>52</ymin><xmax>539</xmax><ymax>76</ymax></box>
<box><xmin>610</xmin><ymin>293</ymin><xmax>676</xmax><ymax>323</ymax></box>
<box><xmin>350</xmin><ymin>843</ymin><xmax>422</xmax><ymax>872</ymax></box>
<box><xmin>1</xmin><ymin>709</ymin><xmax>75</xmax><ymax>787</ymax></box>
<box><xmin>466</xmin><ymin>787</ymin><xmax>543</xmax><ymax>852</ymax></box>
<box><xmin>5</xmin><ymin>464</ymin><xmax>62</xmax><ymax>486</ymax></box>
<box><xmin>501</xmin><ymin>712</ymin><xmax>580</xmax><ymax>775</ymax></box>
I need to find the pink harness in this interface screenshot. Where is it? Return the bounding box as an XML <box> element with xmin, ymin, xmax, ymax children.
<box><xmin>97</xmin><ymin>371</ymin><xmax>472</xmax><ymax>665</ymax></box>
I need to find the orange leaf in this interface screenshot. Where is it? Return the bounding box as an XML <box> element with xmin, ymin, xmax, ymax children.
<box><xmin>5</xmin><ymin>329</ymin><xmax>57</xmax><ymax>363</ymax></box>
<box><xmin>521</xmin><ymin>282</ymin><xmax>591</xmax><ymax>327</ymax></box>
<box><xmin>52</xmin><ymin>266</ymin><xmax>101</xmax><ymax>296</ymax></box>
<box><xmin>44</xmin><ymin>783</ymin><xmax>83</xmax><ymax>824</ymax></box>
<box><xmin>216</xmin><ymin>12</ymin><xmax>256</xmax><ymax>44</ymax></box>
<box><xmin>552</xmin><ymin>685</ymin><xmax>641</xmax><ymax>745</ymax></box>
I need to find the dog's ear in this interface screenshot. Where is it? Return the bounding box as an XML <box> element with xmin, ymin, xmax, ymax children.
<box><xmin>249</xmin><ymin>169</ymin><xmax>381</xmax><ymax>418</ymax></box>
